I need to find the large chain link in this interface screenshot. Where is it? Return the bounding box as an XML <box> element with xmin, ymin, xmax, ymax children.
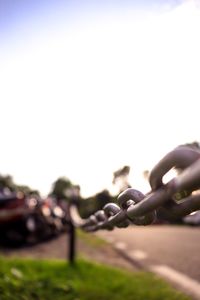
<box><xmin>70</xmin><ymin>145</ymin><xmax>200</xmax><ymax>231</ymax></box>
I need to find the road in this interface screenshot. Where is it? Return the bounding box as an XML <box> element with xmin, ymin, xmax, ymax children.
<box><xmin>97</xmin><ymin>225</ymin><xmax>200</xmax><ymax>282</ymax></box>
<box><xmin>0</xmin><ymin>232</ymin><xmax>135</xmax><ymax>271</ymax></box>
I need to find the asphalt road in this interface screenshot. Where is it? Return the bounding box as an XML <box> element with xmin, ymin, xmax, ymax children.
<box><xmin>97</xmin><ymin>225</ymin><xmax>200</xmax><ymax>282</ymax></box>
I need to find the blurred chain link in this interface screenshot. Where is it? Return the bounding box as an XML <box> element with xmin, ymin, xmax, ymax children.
<box><xmin>70</xmin><ymin>145</ymin><xmax>200</xmax><ymax>232</ymax></box>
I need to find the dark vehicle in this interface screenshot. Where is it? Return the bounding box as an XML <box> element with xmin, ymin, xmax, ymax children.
<box><xmin>0</xmin><ymin>191</ymin><xmax>28</xmax><ymax>244</ymax></box>
<box><xmin>0</xmin><ymin>191</ymin><xmax>67</xmax><ymax>245</ymax></box>
<box><xmin>40</xmin><ymin>197</ymin><xmax>68</xmax><ymax>236</ymax></box>
<box><xmin>183</xmin><ymin>210</ymin><xmax>200</xmax><ymax>226</ymax></box>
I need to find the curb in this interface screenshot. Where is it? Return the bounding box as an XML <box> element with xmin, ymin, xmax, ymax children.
<box><xmin>111</xmin><ymin>241</ymin><xmax>200</xmax><ymax>300</ymax></box>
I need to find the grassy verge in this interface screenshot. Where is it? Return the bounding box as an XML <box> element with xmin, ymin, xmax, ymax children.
<box><xmin>77</xmin><ymin>229</ymin><xmax>106</xmax><ymax>247</ymax></box>
<box><xmin>0</xmin><ymin>257</ymin><xmax>190</xmax><ymax>300</ymax></box>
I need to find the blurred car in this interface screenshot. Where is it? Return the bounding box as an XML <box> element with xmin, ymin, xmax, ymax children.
<box><xmin>183</xmin><ymin>211</ymin><xmax>200</xmax><ymax>226</ymax></box>
<box><xmin>0</xmin><ymin>190</ymin><xmax>67</xmax><ymax>245</ymax></box>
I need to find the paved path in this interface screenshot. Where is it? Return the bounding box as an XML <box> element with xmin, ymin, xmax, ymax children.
<box><xmin>0</xmin><ymin>232</ymin><xmax>135</xmax><ymax>271</ymax></box>
<box><xmin>97</xmin><ymin>225</ymin><xmax>200</xmax><ymax>282</ymax></box>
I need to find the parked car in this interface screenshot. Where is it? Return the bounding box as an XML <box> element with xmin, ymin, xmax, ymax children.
<box><xmin>183</xmin><ymin>211</ymin><xmax>200</xmax><ymax>226</ymax></box>
<box><xmin>0</xmin><ymin>191</ymin><xmax>67</xmax><ymax>245</ymax></box>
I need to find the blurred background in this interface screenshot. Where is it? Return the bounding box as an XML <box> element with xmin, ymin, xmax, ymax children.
<box><xmin>1</xmin><ymin>3</ymin><xmax>200</xmax><ymax>299</ymax></box>
<box><xmin>0</xmin><ymin>0</ymin><xmax>200</xmax><ymax>199</ymax></box>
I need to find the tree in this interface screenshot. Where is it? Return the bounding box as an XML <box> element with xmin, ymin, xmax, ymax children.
<box><xmin>79</xmin><ymin>189</ymin><xmax>116</xmax><ymax>218</ymax></box>
<box><xmin>112</xmin><ymin>165</ymin><xmax>131</xmax><ymax>192</ymax></box>
<box><xmin>15</xmin><ymin>185</ymin><xmax>40</xmax><ymax>196</ymax></box>
<box><xmin>179</xmin><ymin>141</ymin><xmax>200</xmax><ymax>150</ymax></box>
<box><xmin>0</xmin><ymin>174</ymin><xmax>40</xmax><ymax>196</ymax></box>
<box><xmin>49</xmin><ymin>177</ymin><xmax>81</xmax><ymax>203</ymax></box>
<box><xmin>49</xmin><ymin>177</ymin><xmax>72</xmax><ymax>200</ymax></box>
<box><xmin>0</xmin><ymin>174</ymin><xmax>15</xmax><ymax>191</ymax></box>
<box><xmin>95</xmin><ymin>189</ymin><xmax>113</xmax><ymax>210</ymax></box>
<box><xmin>143</xmin><ymin>170</ymin><xmax>149</xmax><ymax>181</ymax></box>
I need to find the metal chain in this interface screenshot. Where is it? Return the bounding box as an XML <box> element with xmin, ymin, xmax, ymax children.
<box><xmin>70</xmin><ymin>145</ymin><xmax>200</xmax><ymax>232</ymax></box>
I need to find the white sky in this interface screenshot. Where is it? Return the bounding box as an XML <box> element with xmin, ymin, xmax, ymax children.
<box><xmin>0</xmin><ymin>0</ymin><xmax>200</xmax><ymax>197</ymax></box>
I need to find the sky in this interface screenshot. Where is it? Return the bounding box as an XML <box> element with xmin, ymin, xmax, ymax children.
<box><xmin>0</xmin><ymin>0</ymin><xmax>200</xmax><ymax>197</ymax></box>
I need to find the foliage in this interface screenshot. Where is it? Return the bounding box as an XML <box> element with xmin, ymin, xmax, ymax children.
<box><xmin>0</xmin><ymin>257</ymin><xmax>190</xmax><ymax>300</ymax></box>
<box><xmin>79</xmin><ymin>189</ymin><xmax>117</xmax><ymax>218</ymax></box>
<box><xmin>179</xmin><ymin>141</ymin><xmax>200</xmax><ymax>150</ymax></box>
<box><xmin>77</xmin><ymin>229</ymin><xmax>107</xmax><ymax>247</ymax></box>
<box><xmin>95</xmin><ymin>189</ymin><xmax>114</xmax><ymax>209</ymax></box>
<box><xmin>143</xmin><ymin>170</ymin><xmax>149</xmax><ymax>180</ymax></box>
<box><xmin>112</xmin><ymin>165</ymin><xmax>131</xmax><ymax>192</ymax></box>
<box><xmin>49</xmin><ymin>177</ymin><xmax>81</xmax><ymax>203</ymax></box>
<box><xmin>0</xmin><ymin>175</ymin><xmax>15</xmax><ymax>191</ymax></box>
<box><xmin>0</xmin><ymin>174</ymin><xmax>40</xmax><ymax>196</ymax></box>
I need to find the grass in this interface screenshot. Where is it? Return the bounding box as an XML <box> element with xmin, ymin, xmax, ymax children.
<box><xmin>0</xmin><ymin>257</ymin><xmax>191</xmax><ymax>300</ymax></box>
<box><xmin>77</xmin><ymin>228</ymin><xmax>106</xmax><ymax>247</ymax></box>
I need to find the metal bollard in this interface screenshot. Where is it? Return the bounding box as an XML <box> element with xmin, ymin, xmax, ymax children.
<box><xmin>67</xmin><ymin>202</ymin><xmax>77</xmax><ymax>264</ymax></box>
<box><xmin>68</xmin><ymin>219</ymin><xmax>76</xmax><ymax>264</ymax></box>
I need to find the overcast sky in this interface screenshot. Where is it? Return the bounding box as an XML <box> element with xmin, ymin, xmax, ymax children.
<box><xmin>0</xmin><ymin>0</ymin><xmax>199</xmax><ymax>197</ymax></box>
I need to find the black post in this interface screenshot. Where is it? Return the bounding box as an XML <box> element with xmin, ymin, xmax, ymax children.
<box><xmin>68</xmin><ymin>217</ymin><xmax>76</xmax><ymax>264</ymax></box>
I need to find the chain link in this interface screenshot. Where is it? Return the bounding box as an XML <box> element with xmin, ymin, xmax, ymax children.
<box><xmin>70</xmin><ymin>145</ymin><xmax>200</xmax><ymax>231</ymax></box>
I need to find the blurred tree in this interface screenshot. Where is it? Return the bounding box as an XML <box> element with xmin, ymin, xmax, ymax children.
<box><xmin>15</xmin><ymin>185</ymin><xmax>40</xmax><ymax>196</ymax></box>
<box><xmin>143</xmin><ymin>170</ymin><xmax>149</xmax><ymax>181</ymax></box>
<box><xmin>0</xmin><ymin>174</ymin><xmax>40</xmax><ymax>196</ymax></box>
<box><xmin>0</xmin><ymin>174</ymin><xmax>15</xmax><ymax>191</ymax></box>
<box><xmin>179</xmin><ymin>141</ymin><xmax>200</xmax><ymax>150</ymax></box>
<box><xmin>49</xmin><ymin>177</ymin><xmax>81</xmax><ymax>203</ymax></box>
<box><xmin>50</xmin><ymin>177</ymin><xmax>72</xmax><ymax>200</ymax></box>
<box><xmin>95</xmin><ymin>189</ymin><xmax>113</xmax><ymax>210</ymax></box>
<box><xmin>112</xmin><ymin>165</ymin><xmax>131</xmax><ymax>192</ymax></box>
<box><xmin>79</xmin><ymin>189</ymin><xmax>116</xmax><ymax>218</ymax></box>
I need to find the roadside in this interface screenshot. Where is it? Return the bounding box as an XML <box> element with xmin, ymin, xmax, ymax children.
<box><xmin>0</xmin><ymin>230</ymin><xmax>136</xmax><ymax>272</ymax></box>
<box><xmin>0</xmin><ymin>256</ymin><xmax>190</xmax><ymax>300</ymax></box>
<box><xmin>0</xmin><ymin>229</ymin><xmax>194</xmax><ymax>299</ymax></box>
<box><xmin>97</xmin><ymin>226</ymin><xmax>200</xmax><ymax>300</ymax></box>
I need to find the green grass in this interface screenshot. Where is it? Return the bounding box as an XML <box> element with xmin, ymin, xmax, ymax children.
<box><xmin>0</xmin><ymin>257</ymin><xmax>190</xmax><ymax>300</ymax></box>
<box><xmin>77</xmin><ymin>229</ymin><xmax>106</xmax><ymax>247</ymax></box>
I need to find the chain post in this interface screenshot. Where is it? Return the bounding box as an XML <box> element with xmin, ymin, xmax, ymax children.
<box><xmin>67</xmin><ymin>202</ymin><xmax>76</xmax><ymax>264</ymax></box>
<box><xmin>68</xmin><ymin>218</ymin><xmax>76</xmax><ymax>264</ymax></box>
